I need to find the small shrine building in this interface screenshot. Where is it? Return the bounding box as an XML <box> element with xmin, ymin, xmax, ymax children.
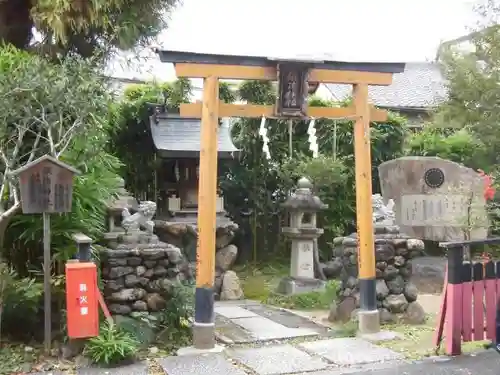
<box><xmin>148</xmin><ymin>112</ymin><xmax>239</xmax><ymax>224</ymax></box>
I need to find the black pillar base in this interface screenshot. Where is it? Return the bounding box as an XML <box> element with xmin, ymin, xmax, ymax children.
<box><xmin>359</xmin><ymin>278</ymin><xmax>377</xmax><ymax>311</ymax></box>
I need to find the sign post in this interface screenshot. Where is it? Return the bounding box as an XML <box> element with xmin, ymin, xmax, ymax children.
<box><xmin>12</xmin><ymin>155</ymin><xmax>80</xmax><ymax>353</ymax></box>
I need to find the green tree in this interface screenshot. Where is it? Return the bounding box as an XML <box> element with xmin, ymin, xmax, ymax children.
<box><xmin>0</xmin><ymin>46</ymin><xmax>120</xmax><ymax>253</ymax></box>
<box><xmin>405</xmin><ymin>127</ymin><xmax>488</xmax><ymax>169</ymax></box>
<box><xmin>435</xmin><ymin>5</ymin><xmax>500</xmax><ymax>167</ymax></box>
<box><xmin>0</xmin><ymin>0</ymin><xmax>179</xmax><ymax>58</ymax></box>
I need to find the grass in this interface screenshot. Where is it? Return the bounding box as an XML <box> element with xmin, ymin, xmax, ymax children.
<box><xmin>235</xmin><ymin>262</ymin><xmax>340</xmax><ymax>310</ymax></box>
<box><xmin>376</xmin><ymin>314</ymin><xmax>489</xmax><ymax>360</ymax></box>
<box><xmin>235</xmin><ymin>262</ymin><xmax>289</xmax><ymax>301</ymax></box>
<box><xmin>264</xmin><ymin>280</ymin><xmax>339</xmax><ymax>310</ymax></box>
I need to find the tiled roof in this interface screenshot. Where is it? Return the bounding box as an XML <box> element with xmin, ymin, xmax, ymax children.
<box><xmin>149</xmin><ymin>114</ymin><xmax>239</xmax><ymax>159</ymax></box>
<box><xmin>325</xmin><ymin>62</ymin><xmax>447</xmax><ymax>109</ymax></box>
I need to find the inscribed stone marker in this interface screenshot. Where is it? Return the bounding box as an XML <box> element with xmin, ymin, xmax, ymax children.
<box><xmin>378</xmin><ymin>156</ymin><xmax>488</xmax><ymax>241</ymax></box>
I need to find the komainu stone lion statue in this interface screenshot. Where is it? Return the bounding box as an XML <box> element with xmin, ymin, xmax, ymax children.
<box><xmin>121</xmin><ymin>200</ymin><xmax>157</xmax><ymax>234</ymax></box>
<box><xmin>372</xmin><ymin>194</ymin><xmax>396</xmax><ymax>225</ymax></box>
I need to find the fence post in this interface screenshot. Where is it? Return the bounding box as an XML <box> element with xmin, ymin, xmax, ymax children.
<box><xmin>445</xmin><ymin>245</ymin><xmax>464</xmax><ymax>355</ymax></box>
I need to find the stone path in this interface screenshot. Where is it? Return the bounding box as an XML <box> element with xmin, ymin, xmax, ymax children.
<box><xmin>33</xmin><ymin>301</ymin><xmax>407</xmax><ymax>374</ymax></box>
<box><xmin>214</xmin><ymin>301</ymin><xmax>332</xmax><ymax>344</ymax></box>
<box><xmin>36</xmin><ymin>349</ymin><xmax>500</xmax><ymax>375</ymax></box>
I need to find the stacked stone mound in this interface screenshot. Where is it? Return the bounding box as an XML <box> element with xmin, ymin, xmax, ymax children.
<box><xmin>101</xmin><ymin>237</ymin><xmax>195</xmax><ymax>316</ymax></box>
<box><xmin>328</xmin><ymin>225</ymin><xmax>427</xmax><ymax>324</ymax></box>
<box><xmin>155</xmin><ymin>220</ymin><xmax>243</xmax><ymax>301</ymax></box>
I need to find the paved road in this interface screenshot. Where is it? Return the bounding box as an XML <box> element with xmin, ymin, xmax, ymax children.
<box><xmin>346</xmin><ymin>350</ymin><xmax>500</xmax><ymax>375</ymax></box>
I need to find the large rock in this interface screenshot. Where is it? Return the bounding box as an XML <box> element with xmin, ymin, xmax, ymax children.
<box><xmin>109</xmin><ymin>266</ymin><xmax>134</xmax><ymax>279</ymax></box>
<box><xmin>132</xmin><ymin>300</ymin><xmax>148</xmax><ymax>311</ymax></box>
<box><xmin>220</xmin><ymin>271</ymin><xmax>243</xmax><ymax>300</ymax></box>
<box><xmin>328</xmin><ymin>301</ymin><xmax>338</xmax><ymax>322</ymax></box>
<box><xmin>215</xmin><ymin>244</ymin><xmax>238</xmax><ymax>271</ymax></box>
<box><xmin>376</xmin><ymin>280</ymin><xmax>389</xmax><ymax>300</ymax></box>
<box><xmin>379</xmin><ymin>308</ymin><xmax>396</xmax><ymax>324</ymax></box>
<box><xmin>124</xmin><ymin>274</ymin><xmax>140</xmax><ymax>287</ymax></box>
<box><xmin>403</xmin><ymin>283</ymin><xmax>418</xmax><ymax>303</ymax></box>
<box><xmin>109</xmin><ymin>304</ymin><xmax>132</xmax><ymax>315</ymax></box>
<box><xmin>323</xmin><ymin>259</ymin><xmax>343</xmax><ymax>279</ymax></box>
<box><xmin>403</xmin><ymin>301</ymin><xmax>426</xmax><ymax>324</ymax></box>
<box><xmin>383</xmin><ymin>294</ymin><xmax>409</xmax><ymax>313</ymax></box>
<box><xmin>109</xmin><ymin>288</ymin><xmax>147</xmax><ymax>302</ymax></box>
<box><xmin>375</xmin><ymin>243</ymin><xmax>395</xmax><ymax>262</ymax></box>
<box><xmin>383</xmin><ymin>265</ymin><xmax>399</xmax><ymax>280</ymax></box>
<box><xmin>146</xmin><ymin>293</ymin><xmax>167</xmax><ymax>311</ymax></box>
<box><xmin>333</xmin><ymin>296</ymin><xmax>356</xmax><ymax>323</ymax></box>
<box><xmin>215</xmin><ymin>224</ymin><xmax>238</xmax><ymax>249</ymax></box>
<box><xmin>386</xmin><ymin>275</ymin><xmax>405</xmax><ymax>294</ymax></box>
<box><xmin>407</xmin><ymin>239</ymin><xmax>425</xmax><ymax>251</ymax></box>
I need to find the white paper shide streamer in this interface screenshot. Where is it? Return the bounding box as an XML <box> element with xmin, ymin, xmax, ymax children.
<box><xmin>307</xmin><ymin>118</ymin><xmax>318</xmax><ymax>158</ymax></box>
<box><xmin>259</xmin><ymin>116</ymin><xmax>271</xmax><ymax>160</ymax></box>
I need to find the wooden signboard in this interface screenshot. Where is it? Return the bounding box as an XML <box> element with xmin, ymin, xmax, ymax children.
<box><xmin>275</xmin><ymin>63</ymin><xmax>310</xmax><ymax>117</ymax></box>
<box><xmin>15</xmin><ymin>155</ymin><xmax>79</xmax><ymax>214</ymax></box>
<box><xmin>12</xmin><ymin>155</ymin><xmax>80</xmax><ymax>354</ymax></box>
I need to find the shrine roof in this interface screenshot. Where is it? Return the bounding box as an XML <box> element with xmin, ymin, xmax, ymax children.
<box><xmin>156</xmin><ymin>50</ymin><xmax>406</xmax><ymax>74</ymax></box>
<box><xmin>149</xmin><ymin>114</ymin><xmax>239</xmax><ymax>159</ymax></box>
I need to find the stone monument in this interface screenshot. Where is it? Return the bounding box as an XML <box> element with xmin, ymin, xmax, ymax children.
<box><xmin>378</xmin><ymin>156</ymin><xmax>488</xmax><ymax>241</ymax></box>
<box><xmin>277</xmin><ymin>177</ymin><xmax>328</xmax><ymax>295</ymax></box>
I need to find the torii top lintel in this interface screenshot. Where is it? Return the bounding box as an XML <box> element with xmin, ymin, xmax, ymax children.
<box><xmin>156</xmin><ymin>50</ymin><xmax>406</xmax><ymax>86</ymax></box>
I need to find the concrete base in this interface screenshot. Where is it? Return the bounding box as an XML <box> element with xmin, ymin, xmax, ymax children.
<box><xmin>276</xmin><ymin>277</ymin><xmax>326</xmax><ymax>295</ymax></box>
<box><xmin>177</xmin><ymin>344</ymin><xmax>225</xmax><ymax>356</ymax></box>
<box><xmin>357</xmin><ymin>309</ymin><xmax>380</xmax><ymax>335</ymax></box>
<box><xmin>192</xmin><ymin>322</ymin><xmax>216</xmax><ymax>350</ymax></box>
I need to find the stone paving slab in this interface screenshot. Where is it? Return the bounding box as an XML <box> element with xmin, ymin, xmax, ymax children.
<box><xmin>76</xmin><ymin>362</ymin><xmax>148</xmax><ymax>375</ymax></box>
<box><xmin>215</xmin><ymin>305</ymin><xmax>259</xmax><ymax>319</ymax></box>
<box><xmin>229</xmin><ymin>344</ymin><xmax>329</xmax><ymax>375</ymax></box>
<box><xmin>215</xmin><ymin>314</ymin><xmax>256</xmax><ymax>343</ymax></box>
<box><xmin>244</xmin><ymin>304</ymin><xmax>331</xmax><ymax>334</ymax></box>
<box><xmin>158</xmin><ymin>353</ymin><xmax>247</xmax><ymax>375</ymax></box>
<box><xmin>231</xmin><ymin>316</ymin><xmax>318</xmax><ymax>341</ymax></box>
<box><xmin>298</xmin><ymin>338</ymin><xmax>403</xmax><ymax>366</ymax></box>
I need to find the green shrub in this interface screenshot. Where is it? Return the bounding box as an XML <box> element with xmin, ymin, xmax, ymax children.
<box><xmin>1</xmin><ymin>268</ymin><xmax>43</xmax><ymax>340</ymax></box>
<box><xmin>265</xmin><ymin>280</ymin><xmax>340</xmax><ymax>310</ymax></box>
<box><xmin>84</xmin><ymin>322</ymin><xmax>139</xmax><ymax>366</ymax></box>
<box><xmin>405</xmin><ymin>127</ymin><xmax>487</xmax><ymax>170</ymax></box>
<box><xmin>114</xmin><ymin>313</ymin><xmax>157</xmax><ymax>348</ymax></box>
<box><xmin>156</xmin><ymin>281</ymin><xmax>194</xmax><ymax>352</ymax></box>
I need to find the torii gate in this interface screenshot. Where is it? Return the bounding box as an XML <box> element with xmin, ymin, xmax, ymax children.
<box><xmin>156</xmin><ymin>50</ymin><xmax>405</xmax><ymax>351</ymax></box>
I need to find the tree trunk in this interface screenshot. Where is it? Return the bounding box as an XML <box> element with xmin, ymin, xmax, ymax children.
<box><xmin>0</xmin><ymin>0</ymin><xmax>33</xmax><ymax>49</ymax></box>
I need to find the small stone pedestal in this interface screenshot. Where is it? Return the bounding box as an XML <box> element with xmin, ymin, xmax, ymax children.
<box><xmin>277</xmin><ymin>177</ymin><xmax>328</xmax><ymax>295</ymax></box>
<box><xmin>330</xmin><ymin>224</ymin><xmax>426</xmax><ymax>324</ymax></box>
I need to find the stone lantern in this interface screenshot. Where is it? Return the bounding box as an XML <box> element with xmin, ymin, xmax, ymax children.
<box><xmin>277</xmin><ymin>177</ymin><xmax>328</xmax><ymax>295</ymax></box>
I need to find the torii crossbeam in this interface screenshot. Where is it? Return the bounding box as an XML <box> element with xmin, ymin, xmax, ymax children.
<box><xmin>156</xmin><ymin>49</ymin><xmax>405</xmax><ymax>351</ymax></box>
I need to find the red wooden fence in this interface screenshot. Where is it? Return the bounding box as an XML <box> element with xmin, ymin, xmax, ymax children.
<box><xmin>434</xmin><ymin>238</ymin><xmax>500</xmax><ymax>356</ymax></box>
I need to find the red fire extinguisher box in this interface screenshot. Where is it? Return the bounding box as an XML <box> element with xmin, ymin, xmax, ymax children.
<box><xmin>65</xmin><ymin>262</ymin><xmax>99</xmax><ymax>338</ymax></box>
